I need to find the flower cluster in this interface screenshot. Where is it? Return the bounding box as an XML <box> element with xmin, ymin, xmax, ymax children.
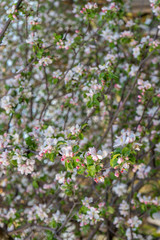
<box><xmin>149</xmin><ymin>0</ymin><xmax>160</xmax><ymax>16</ymax></box>
<box><xmin>113</xmin><ymin>130</ymin><xmax>136</xmax><ymax>148</ymax></box>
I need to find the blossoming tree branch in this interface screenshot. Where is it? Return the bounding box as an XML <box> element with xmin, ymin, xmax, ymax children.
<box><xmin>0</xmin><ymin>0</ymin><xmax>160</xmax><ymax>239</ymax></box>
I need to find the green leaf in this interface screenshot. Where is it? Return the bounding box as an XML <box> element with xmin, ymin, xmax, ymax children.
<box><xmin>110</xmin><ymin>172</ymin><xmax>117</xmax><ymax>180</ymax></box>
<box><xmin>79</xmin><ymin>133</ymin><xmax>84</xmax><ymax>140</ymax></box>
<box><xmin>25</xmin><ymin>136</ymin><xmax>37</xmax><ymax>150</ymax></box>
<box><xmin>150</xmin><ymin>205</ymin><xmax>158</xmax><ymax>218</ymax></box>
<box><xmin>108</xmin><ymin>72</ymin><xmax>118</xmax><ymax>80</ymax></box>
<box><xmin>104</xmin><ymin>178</ymin><xmax>111</xmax><ymax>186</ymax></box>
<box><xmin>87</xmin><ymin>165</ymin><xmax>96</xmax><ymax>177</ymax></box>
<box><xmin>36</xmin><ymin>49</ymin><xmax>44</xmax><ymax>59</ymax></box>
<box><xmin>122</xmin><ymin>147</ymin><xmax>131</xmax><ymax>156</ymax></box>
<box><xmin>93</xmin><ymin>93</ymin><xmax>100</xmax><ymax>106</ymax></box>
<box><xmin>49</xmin><ymin>219</ymin><xmax>57</xmax><ymax>228</ymax></box>
<box><xmin>87</xmin><ymin>100</ymin><xmax>93</xmax><ymax>108</ymax></box>
<box><xmin>65</xmin><ymin>161</ymin><xmax>73</xmax><ymax>171</ymax></box>
<box><xmin>32</xmin><ymin>180</ymin><xmax>39</xmax><ymax>189</ymax></box>
<box><xmin>110</xmin><ymin>154</ymin><xmax>120</xmax><ymax>167</ymax></box>
<box><xmin>107</xmin><ymin>206</ymin><xmax>115</xmax><ymax>214</ymax></box>
<box><xmin>11</xmin><ymin>160</ymin><xmax>17</xmax><ymax>166</ymax></box>
<box><xmin>114</xmin><ymin>148</ymin><xmax>122</xmax><ymax>154</ymax></box>
<box><xmin>57</xmin><ymin>141</ymin><xmax>66</xmax><ymax>146</ymax></box>
<box><xmin>53</xmin><ymin>78</ymin><xmax>58</xmax><ymax>84</ymax></box>
<box><xmin>152</xmin><ymin>97</ymin><xmax>157</xmax><ymax>104</ymax></box>
<box><xmin>47</xmin><ymin>152</ymin><xmax>56</xmax><ymax>162</ymax></box>
<box><xmin>80</xmin><ymin>206</ymin><xmax>88</xmax><ymax>214</ymax></box>
<box><xmin>73</xmin><ymin>145</ymin><xmax>79</xmax><ymax>153</ymax></box>
<box><xmin>86</xmin><ymin>156</ymin><xmax>94</xmax><ymax>166</ymax></box>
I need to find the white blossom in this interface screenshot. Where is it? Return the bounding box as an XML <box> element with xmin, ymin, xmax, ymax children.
<box><xmin>1</xmin><ymin>96</ymin><xmax>14</xmax><ymax>114</ymax></box>
<box><xmin>112</xmin><ymin>182</ymin><xmax>127</xmax><ymax>197</ymax></box>
<box><xmin>38</xmin><ymin>57</ymin><xmax>52</xmax><ymax>66</ymax></box>
<box><xmin>114</xmin><ymin>130</ymin><xmax>136</xmax><ymax>148</ymax></box>
<box><xmin>87</xmin><ymin>147</ymin><xmax>103</xmax><ymax>161</ymax></box>
<box><xmin>6</xmin><ymin>5</ymin><xmax>16</xmax><ymax>14</ymax></box>
<box><xmin>119</xmin><ymin>200</ymin><xmax>129</xmax><ymax>216</ymax></box>
<box><xmin>127</xmin><ymin>216</ymin><xmax>142</xmax><ymax>228</ymax></box>
<box><xmin>133</xmin><ymin>46</ymin><xmax>141</xmax><ymax>58</ymax></box>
